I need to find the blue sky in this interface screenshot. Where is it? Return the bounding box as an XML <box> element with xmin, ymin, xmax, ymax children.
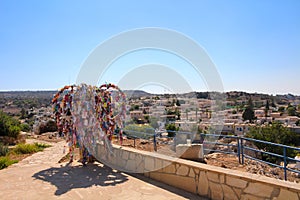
<box><xmin>0</xmin><ymin>1</ymin><xmax>299</xmax><ymax>94</ymax></box>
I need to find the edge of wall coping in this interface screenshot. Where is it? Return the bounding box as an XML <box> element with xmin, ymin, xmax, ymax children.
<box><xmin>112</xmin><ymin>144</ymin><xmax>300</xmax><ymax>191</ymax></box>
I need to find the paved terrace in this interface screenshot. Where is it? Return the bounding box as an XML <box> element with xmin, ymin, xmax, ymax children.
<box><xmin>0</xmin><ymin>140</ymin><xmax>203</xmax><ymax>200</ymax></box>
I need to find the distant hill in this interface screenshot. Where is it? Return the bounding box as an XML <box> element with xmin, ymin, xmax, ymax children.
<box><xmin>1</xmin><ymin>90</ymin><xmax>299</xmax><ymax>107</ymax></box>
<box><xmin>0</xmin><ymin>91</ymin><xmax>56</xmax><ymax>99</ymax></box>
<box><xmin>123</xmin><ymin>90</ymin><xmax>153</xmax><ymax>98</ymax></box>
<box><xmin>0</xmin><ymin>91</ymin><xmax>56</xmax><ymax>115</ymax></box>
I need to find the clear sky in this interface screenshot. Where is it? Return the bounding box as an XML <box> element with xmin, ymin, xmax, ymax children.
<box><xmin>0</xmin><ymin>0</ymin><xmax>299</xmax><ymax>95</ymax></box>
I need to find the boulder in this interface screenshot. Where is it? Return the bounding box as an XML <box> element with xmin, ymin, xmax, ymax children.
<box><xmin>176</xmin><ymin>144</ymin><xmax>204</xmax><ymax>162</ymax></box>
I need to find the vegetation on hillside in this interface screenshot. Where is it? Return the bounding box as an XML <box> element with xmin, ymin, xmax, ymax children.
<box><xmin>165</xmin><ymin>123</ymin><xmax>179</xmax><ymax>137</ymax></box>
<box><xmin>242</xmin><ymin>98</ymin><xmax>255</xmax><ymax>122</ymax></box>
<box><xmin>246</xmin><ymin>122</ymin><xmax>300</xmax><ymax>163</ymax></box>
<box><xmin>0</xmin><ymin>91</ymin><xmax>54</xmax><ymax>110</ymax></box>
<box><xmin>0</xmin><ymin>111</ymin><xmax>21</xmax><ymax>138</ymax></box>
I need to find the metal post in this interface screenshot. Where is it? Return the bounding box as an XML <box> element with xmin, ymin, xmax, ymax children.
<box><xmin>237</xmin><ymin>137</ymin><xmax>241</xmax><ymax>164</ymax></box>
<box><xmin>174</xmin><ymin>132</ymin><xmax>177</xmax><ymax>146</ymax></box>
<box><xmin>283</xmin><ymin>147</ymin><xmax>287</xmax><ymax>181</ymax></box>
<box><xmin>154</xmin><ymin>133</ymin><xmax>157</xmax><ymax>151</ymax></box>
<box><xmin>241</xmin><ymin>138</ymin><xmax>244</xmax><ymax>165</ymax></box>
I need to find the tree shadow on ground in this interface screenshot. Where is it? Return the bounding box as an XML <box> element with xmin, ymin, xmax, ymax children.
<box><xmin>129</xmin><ymin>173</ymin><xmax>207</xmax><ymax>200</ymax></box>
<box><xmin>32</xmin><ymin>162</ymin><xmax>128</xmax><ymax>195</ymax></box>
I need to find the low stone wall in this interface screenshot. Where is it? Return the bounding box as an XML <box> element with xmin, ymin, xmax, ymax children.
<box><xmin>96</xmin><ymin>144</ymin><xmax>300</xmax><ymax>200</ymax></box>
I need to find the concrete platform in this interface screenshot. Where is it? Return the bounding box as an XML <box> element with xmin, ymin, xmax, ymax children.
<box><xmin>0</xmin><ymin>140</ymin><xmax>205</xmax><ymax>200</ymax></box>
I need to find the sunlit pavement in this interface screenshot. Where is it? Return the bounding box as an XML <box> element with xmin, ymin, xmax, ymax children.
<box><xmin>0</xmin><ymin>140</ymin><xmax>205</xmax><ymax>200</ymax></box>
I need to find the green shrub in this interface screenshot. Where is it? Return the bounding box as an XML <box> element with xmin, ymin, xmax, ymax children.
<box><xmin>165</xmin><ymin>123</ymin><xmax>179</xmax><ymax>137</ymax></box>
<box><xmin>0</xmin><ymin>143</ymin><xmax>9</xmax><ymax>156</ymax></box>
<box><xmin>0</xmin><ymin>157</ymin><xmax>18</xmax><ymax>170</ymax></box>
<box><xmin>13</xmin><ymin>143</ymin><xmax>38</xmax><ymax>154</ymax></box>
<box><xmin>246</xmin><ymin>122</ymin><xmax>300</xmax><ymax>164</ymax></box>
<box><xmin>34</xmin><ymin>142</ymin><xmax>51</xmax><ymax>150</ymax></box>
<box><xmin>0</xmin><ymin>111</ymin><xmax>21</xmax><ymax>138</ymax></box>
<box><xmin>8</xmin><ymin>125</ymin><xmax>21</xmax><ymax>138</ymax></box>
<box><xmin>20</xmin><ymin>123</ymin><xmax>31</xmax><ymax>132</ymax></box>
<box><xmin>13</xmin><ymin>143</ymin><xmax>51</xmax><ymax>154</ymax></box>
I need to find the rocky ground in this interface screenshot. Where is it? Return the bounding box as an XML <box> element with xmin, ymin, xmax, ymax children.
<box><xmin>204</xmin><ymin>152</ymin><xmax>300</xmax><ymax>183</ymax></box>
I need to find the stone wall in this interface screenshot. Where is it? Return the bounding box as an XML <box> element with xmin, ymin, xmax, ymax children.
<box><xmin>96</xmin><ymin>144</ymin><xmax>300</xmax><ymax>200</ymax></box>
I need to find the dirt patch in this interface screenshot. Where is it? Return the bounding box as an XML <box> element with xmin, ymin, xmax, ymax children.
<box><xmin>204</xmin><ymin>153</ymin><xmax>300</xmax><ymax>183</ymax></box>
<box><xmin>30</xmin><ymin>133</ymin><xmax>65</xmax><ymax>143</ymax></box>
<box><xmin>113</xmin><ymin>138</ymin><xmax>159</xmax><ymax>152</ymax></box>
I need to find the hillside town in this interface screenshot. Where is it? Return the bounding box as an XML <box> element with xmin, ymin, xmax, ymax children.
<box><xmin>126</xmin><ymin>91</ymin><xmax>300</xmax><ymax>136</ymax></box>
<box><xmin>1</xmin><ymin>1</ymin><xmax>300</xmax><ymax>199</ymax></box>
<box><xmin>1</xmin><ymin>90</ymin><xmax>300</xmax><ymax>136</ymax></box>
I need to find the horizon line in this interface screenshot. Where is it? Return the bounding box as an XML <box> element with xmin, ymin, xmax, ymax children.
<box><xmin>0</xmin><ymin>89</ymin><xmax>299</xmax><ymax>96</ymax></box>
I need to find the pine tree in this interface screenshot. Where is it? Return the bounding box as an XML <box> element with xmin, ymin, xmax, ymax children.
<box><xmin>264</xmin><ymin>100</ymin><xmax>269</xmax><ymax>117</ymax></box>
<box><xmin>242</xmin><ymin>98</ymin><xmax>255</xmax><ymax>122</ymax></box>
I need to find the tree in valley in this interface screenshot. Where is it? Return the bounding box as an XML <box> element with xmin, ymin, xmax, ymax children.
<box><xmin>264</xmin><ymin>100</ymin><xmax>270</xmax><ymax>118</ymax></box>
<box><xmin>20</xmin><ymin>108</ymin><xmax>27</xmax><ymax>119</ymax></box>
<box><xmin>271</xmin><ymin>97</ymin><xmax>276</xmax><ymax>108</ymax></box>
<box><xmin>246</xmin><ymin>122</ymin><xmax>300</xmax><ymax>163</ymax></box>
<box><xmin>287</xmin><ymin>104</ymin><xmax>296</xmax><ymax>116</ymax></box>
<box><xmin>242</xmin><ymin>98</ymin><xmax>255</xmax><ymax>122</ymax></box>
<box><xmin>165</xmin><ymin>123</ymin><xmax>179</xmax><ymax>137</ymax></box>
<box><xmin>278</xmin><ymin>106</ymin><xmax>285</xmax><ymax>113</ymax></box>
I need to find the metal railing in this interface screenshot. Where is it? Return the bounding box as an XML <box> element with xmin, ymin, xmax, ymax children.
<box><xmin>200</xmin><ymin>133</ymin><xmax>300</xmax><ymax>181</ymax></box>
<box><xmin>240</xmin><ymin>137</ymin><xmax>300</xmax><ymax>181</ymax></box>
<box><xmin>122</xmin><ymin>129</ymin><xmax>300</xmax><ymax>181</ymax></box>
<box><xmin>122</xmin><ymin>129</ymin><xmax>156</xmax><ymax>149</ymax></box>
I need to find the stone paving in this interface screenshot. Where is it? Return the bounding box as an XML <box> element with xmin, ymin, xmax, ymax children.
<box><xmin>0</xmin><ymin>140</ymin><xmax>203</xmax><ymax>200</ymax></box>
